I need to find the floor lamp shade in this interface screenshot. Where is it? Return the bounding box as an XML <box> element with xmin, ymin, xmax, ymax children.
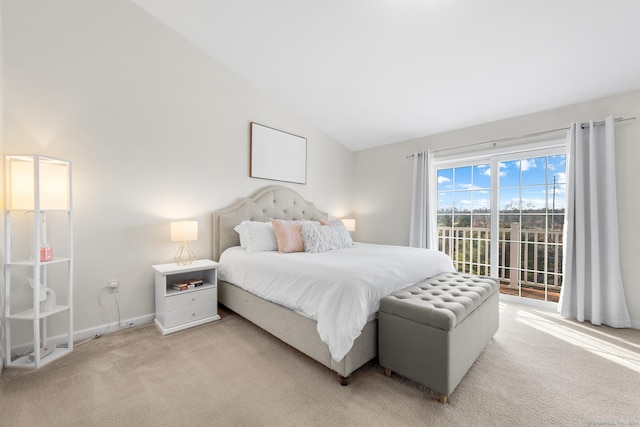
<box><xmin>6</xmin><ymin>155</ymin><xmax>70</xmax><ymax>211</ymax></box>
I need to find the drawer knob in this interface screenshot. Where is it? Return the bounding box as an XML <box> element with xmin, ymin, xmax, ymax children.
<box><xmin>192</xmin><ymin>297</ymin><xmax>196</xmax><ymax>301</ymax></box>
<box><xmin>192</xmin><ymin>312</ymin><xmax>196</xmax><ymax>317</ymax></box>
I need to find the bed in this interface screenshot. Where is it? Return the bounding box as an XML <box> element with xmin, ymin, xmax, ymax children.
<box><xmin>212</xmin><ymin>185</ymin><xmax>454</xmax><ymax>383</ymax></box>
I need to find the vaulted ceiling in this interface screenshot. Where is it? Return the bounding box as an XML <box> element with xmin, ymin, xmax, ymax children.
<box><xmin>132</xmin><ymin>0</ymin><xmax>640</xmax><ymax>151</ymax></box>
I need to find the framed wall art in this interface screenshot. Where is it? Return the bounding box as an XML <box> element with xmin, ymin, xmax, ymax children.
<box><xmin>250</xmin><ymin>122</ymin><xmax>307</xmax><ymax>184</ymax></box>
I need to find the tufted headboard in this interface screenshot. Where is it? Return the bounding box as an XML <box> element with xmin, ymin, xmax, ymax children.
<box><xmin>212</xmin><ymin>185</ymin><xmax>328</xmax><ymax>261</ymax></box>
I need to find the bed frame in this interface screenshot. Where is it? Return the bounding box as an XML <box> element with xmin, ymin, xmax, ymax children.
<box><xmin>212</xmin><ymin>185</ymin><xmax>377</xmax><ymax>383</ymax></box>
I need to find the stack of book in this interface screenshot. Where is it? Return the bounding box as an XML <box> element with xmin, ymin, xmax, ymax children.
<box><xmin>171</xmin><ymin>278</ymin><xmax>204</xmax><ymax>291</ymax></box>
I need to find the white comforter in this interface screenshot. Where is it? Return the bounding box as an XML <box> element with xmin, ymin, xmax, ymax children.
<box><xmin>218</xmin><ymin>243</ymin><xmax>455</xmax><ymax>362</ymax></box>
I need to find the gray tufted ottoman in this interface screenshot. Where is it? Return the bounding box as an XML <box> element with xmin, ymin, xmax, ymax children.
<box><xmin>378</xmin><ymin>271</ymin><xmax>499</xmax><ymax>403</ymax></box>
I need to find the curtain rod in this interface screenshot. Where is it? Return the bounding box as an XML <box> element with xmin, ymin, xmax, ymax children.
<box><xmin>405</xmin><ymin>116</ymin><xmax>636</xmax><ymax>158</ymax></box>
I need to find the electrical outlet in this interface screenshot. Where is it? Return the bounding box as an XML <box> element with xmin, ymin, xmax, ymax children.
<box><xmin>108</xmin><ymin>280</ymin><xmax>119</xmax><ymax>293</ymax></box>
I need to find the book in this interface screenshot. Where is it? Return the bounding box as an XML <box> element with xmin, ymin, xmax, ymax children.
<box><xmin>173</xmin><ymin>278</ymin><xmax>203</xmax><ymax>285</ymax></box>
<box><xmin>171</xmin><ymin>278</ymin><xmax>203</xmax><ymax>291</ymax></box>
<box><xmin>172</xmin><ymin>283</ymin><xmax>196</xmax><ymax>291</ymax></box>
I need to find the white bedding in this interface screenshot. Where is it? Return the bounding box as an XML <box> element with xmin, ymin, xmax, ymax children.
<box><xmin>218</xmin><ymin>243</ymin><xmax>455</xmax><ymax>362</ymax></box>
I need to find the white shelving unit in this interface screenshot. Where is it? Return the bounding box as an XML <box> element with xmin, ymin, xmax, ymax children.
<box><xmin>3</xmin><ymin>155</ymin><xmax>74</xmax><ymax>368</ymax></box>
<box><xmin>153</xmin><ymin>259</ymin><xmax>220</xmax><ymax>335</ymax></box>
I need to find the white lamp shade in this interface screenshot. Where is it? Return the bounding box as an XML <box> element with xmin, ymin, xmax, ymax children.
<box><xmin>8</xmin><ymin>155</ymin><xmax>70</xmax><ymax>210</ymax></box>
<box><xmin>171</xmin><ymin>221</ymin><xmax>198</xmax><ymax>242</ymax></box>
<box><xmin>341</xmin><ymin>218</ymin><xmax>356</xmax><ymax>232</ymax></box>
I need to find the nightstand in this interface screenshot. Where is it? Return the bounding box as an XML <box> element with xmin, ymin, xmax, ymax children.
<box><xmin>152</xmin><ymin>259</ymin><xmax>221</xmax><ymax>335</ymax></box>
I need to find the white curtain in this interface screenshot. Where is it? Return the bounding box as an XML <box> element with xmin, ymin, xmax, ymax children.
<box><xmin>559</xmin><ymin>116</ymin><xmax>631</xmax><ymax>327</ymax></box>
<box><xmin>409</xmin><ymin>150</ymin><xmax>436</xmax><ymax>249</ymax></box>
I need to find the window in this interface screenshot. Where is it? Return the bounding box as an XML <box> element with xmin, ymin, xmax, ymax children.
<box><xmin>437</xmin><ymin>163</ymin><xmax>492</xmax><ymax>276</ymax></box>
<box><xmin>435</xmin><ymin>142</ymin><xmax>566</xmax><ymax>304</ymax></box>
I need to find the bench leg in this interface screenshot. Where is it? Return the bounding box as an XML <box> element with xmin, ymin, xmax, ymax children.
<box><xmin>438</xmin><ymin>394</ymin><xmax>447</xmax><ymax>404</ymax></box>
<box><xmin>384</xmin><ymin>368</ymin><xmax>392</xmax><ymax>377</ymax></box>
<box><xmin>339</xmin><ymin>375</ymin><xmax>351</xmax><ymax>386</ymax></box>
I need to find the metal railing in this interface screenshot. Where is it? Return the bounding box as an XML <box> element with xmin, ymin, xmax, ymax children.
<box><xmin>437</xmin><ymin>223</ymin><xmax>563</xmax><ymax>292</ymax></box>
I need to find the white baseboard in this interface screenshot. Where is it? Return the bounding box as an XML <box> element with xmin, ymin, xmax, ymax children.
<box><xmin>6</xmin><ymin>314</ymin><xmax>155</xmax><ymax>360</ymax></box>
<box><xmin>73</xmin><ymin>313</ymin><xmax>155</xmax><ymax>342</ymax></box>
<box><xmin>499</xmin><ymin>293</ymin><xmax>559</xmax><ymax>311</ymax></box>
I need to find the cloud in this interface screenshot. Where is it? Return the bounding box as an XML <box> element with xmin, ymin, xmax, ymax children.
<box><xmin>459</xmin><ymin>183</ymin><xmax>484</xmax><ymax>191</ymax></box>
<box><xmin>478</xmin><ymin>166</ymin><xmax>506</xmax><ymax>178</ymax></box>
<box><xmin>520</xmin><ymin>159</ymin><xmax>537</xmax><ymax>171</ymax></box>
<box><xmin>438</xmin><ymin>176</ymin><xmax>451</xmax><ymax>184</ymax></box>
<box><xmin>474</xmin><ymin>198</ymin><xmax>490</xmax><ymax>209</ymax></box>
<box><xmin>552</xmin><ymin>172</ymin><xmax>566</xmax><ymax>184</ymax></box>
<box><xmin>491</xmin><ymin>163</ymin><xmax>508</xmax><ymax>177</ymax></box>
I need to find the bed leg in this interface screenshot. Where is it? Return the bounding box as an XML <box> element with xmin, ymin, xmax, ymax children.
<box><xmin>339</xmin><ymin>375</ymin><xmax>351</xmax><ymax>386</ymax></box>
<box><xmin>438</xmin><ymin>394</ymin><xmax>448</xmax><ymax>404</ymax></box>
<box><xmin>384</xmin><ymin>368</ymin><xmax>392</xmax><ymax>377</ymax></box>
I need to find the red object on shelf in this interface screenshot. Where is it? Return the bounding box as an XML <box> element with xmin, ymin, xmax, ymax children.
<box><xmin>40</xmin><ymin>245</ymin><xmax>53</xmax><ymax>262</ymax></box>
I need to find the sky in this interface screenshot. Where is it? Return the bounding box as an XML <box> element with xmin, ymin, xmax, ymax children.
<box><xmin>437</xmin><ymin>154</ymin><xmax>566</xmax><ymax>213</ymax></box>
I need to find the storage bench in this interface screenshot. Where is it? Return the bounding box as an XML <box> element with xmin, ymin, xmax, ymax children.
<box><xmin>378</xmin><ymin>271</ymin><xmax>499</xmax><ymax>403</ymax></box>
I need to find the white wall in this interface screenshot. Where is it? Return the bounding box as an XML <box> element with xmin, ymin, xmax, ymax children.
<box><xmin>0</xmin><ymin>0</ymin><xmax>5</xmax><ymax>371</ymax></box>
<box><xmin>354</xmin><ymin>90</ymin><xmax>640</xmax><ymax>326</ymax></box>
<box><xmin>2</xmin><ymin>0</ymin><xmax>354</xmax><ymax>338</ymax></box>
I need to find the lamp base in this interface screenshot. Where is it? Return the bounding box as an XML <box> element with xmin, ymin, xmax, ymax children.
<box><xmin>174</xmin><ymin>242</ymin><xmax>195</xmax><ymax>265</ymax></box>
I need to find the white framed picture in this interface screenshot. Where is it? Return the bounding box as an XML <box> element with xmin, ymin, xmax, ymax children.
<box><xmin>250</xmin><ymin>122</ymin><xmax>307</xmax><ymax>184</ymax></box>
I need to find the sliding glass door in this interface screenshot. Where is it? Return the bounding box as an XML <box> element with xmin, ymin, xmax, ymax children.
<box><xmin>435</xmin><ymin>144</ymin><xmax>566</xmax><ymax>304</ymax></box>
<box><xmin>437</xmin><ymin>164</ymin><xmax>492</xmax><ymax>277</ymax></box>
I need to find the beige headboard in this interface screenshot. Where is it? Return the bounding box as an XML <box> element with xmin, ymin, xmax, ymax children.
<box><xmin>212</xmin><ymin>185</ymin><xmax>328</xmax><ymax>261</ymax></box>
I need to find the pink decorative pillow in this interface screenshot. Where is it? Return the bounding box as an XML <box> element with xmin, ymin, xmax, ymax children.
<box><xmin>271</xmin><ymin>219</ymin><xmax>304</xmax><ymax>253</ymax></box>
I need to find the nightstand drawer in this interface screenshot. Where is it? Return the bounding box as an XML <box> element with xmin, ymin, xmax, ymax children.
<box><xmin>166</xmin><ymin>287</ymin><xmax>217</xmax><ymax>312</ymax></box>
<box><xmin>165</xmin><ymin>301</ymin><xmax>218</xmax><ymax>329</ymax></box>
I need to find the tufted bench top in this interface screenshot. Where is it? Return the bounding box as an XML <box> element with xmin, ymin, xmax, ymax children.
<box><xmin>379</xmin><ymin>272</ymin><xmax>499</xmax><ymax>331</ymax></box>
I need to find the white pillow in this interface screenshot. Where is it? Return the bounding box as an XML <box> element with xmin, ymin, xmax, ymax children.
<box><xmin>233</xmin><ymin>223</ymin><xmax>248</xmax><ymax>248</ymax></box>
<box><xmin>234</xmin><ymin>221</ymin><xmax>278</xmax><ymax>254</ymax></box>
<box><xmin>301</xmin><ymin>220</ymin><xmax>353</xmax><ymax>253</ymax></box>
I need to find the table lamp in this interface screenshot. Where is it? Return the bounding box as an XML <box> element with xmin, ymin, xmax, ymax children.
<box><xmin>171</xmin><ymin>220</ymin><xmax>198</xmax><ymax>265</ymax></box>
<box><xmin>341</xmin><ymin>218</ymin><xmax>356</xmax><ymax>232</ymax></box>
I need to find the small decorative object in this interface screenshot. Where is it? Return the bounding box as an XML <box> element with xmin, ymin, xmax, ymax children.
<box><xmin>27</xmin><ymin>277</ymin><xmax>55</xmax><ymax>311</ymax></box>
<box><xmin>40</xmin><ymin>244</ymin><xmax>53</xmax><ymax>262</ymax></box>
<box><xmin>27</xmin><ymin>277</ymin><xmax>47</xmax><ymax>303</ymax></box>
<box><xmin>41</xmin><ymin>288</ymin><xmax>56</xmax><ymax>312</ymax></box>
<box><xmin>171</xmin><ymin>220</ymin><xmax>198</xmax><ymax>265</ymax></box>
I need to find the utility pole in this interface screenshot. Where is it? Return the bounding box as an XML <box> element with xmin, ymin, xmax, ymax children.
<box><xmin>552</xmin><ymin>175</ymin><xmax>557</xmax><ymax>229</ymax></box>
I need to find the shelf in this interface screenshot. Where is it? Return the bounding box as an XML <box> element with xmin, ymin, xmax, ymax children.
<box><xmin>8</xmin><ymin>305</ymin><xmax>70</xmax><ymax>320</ymax></box>
<box><xmin>10</xmin><ymin>346</ymin><xmax>73</xmax><ymax>368</ymax></box>
<box><xmin>9</xmin><ymin>258</ymin><xmax>72</xmax><ymax>266</ymax></box>
<box><xmin>4</xmin><ymin>154</ymin><xmax>74</xmax><ymax>369</ymax></box>
<box><xmin>165</xmin><ymin>282</ymin><xmax>216</xmax><ymax>297</ymax></box>
<box><xmin>152</xmin><ymin>259</ymin><xmax>220</xmax><ymax>275</ymax></box>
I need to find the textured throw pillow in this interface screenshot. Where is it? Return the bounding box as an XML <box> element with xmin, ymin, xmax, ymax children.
<box><xmin>235</xmin><ymin>221</ymin><xmax>278</xmax><ymax>254</ymax></box>
<box><xmin>271</xmin><ymin>219</ymin><xmax>305</xmax><ymax>253</ymax></box>
<box><xmin>301</xmin><ymin>220</ymin><xmax>353</xmax><ymax>253</ymax></box>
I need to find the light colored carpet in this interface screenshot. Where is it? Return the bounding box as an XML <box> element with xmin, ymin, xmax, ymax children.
<box><xmin>1</xmin><ymin>301</ymin><xmax>639</xmax><ymax>426</ymax></box>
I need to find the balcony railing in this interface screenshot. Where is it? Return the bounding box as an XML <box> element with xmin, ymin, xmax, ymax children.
<box><xmin>437</xmin><ymin>223</ymin><xmax>563</xmax><ymax>300</ymax></box>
